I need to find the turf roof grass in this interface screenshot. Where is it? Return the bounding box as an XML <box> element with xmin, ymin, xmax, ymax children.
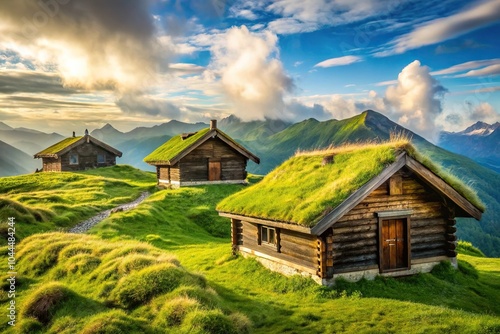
<box><xmin>144</xmin><ymin>128</ymin><xmax>210</xmax><ymax>164</ymax></box>
<box><xmin>217</xmin><ymin>140</ymin><xmax>484</xmax><ymax>227</ymax></box>
<box><xmin>36</xmin><ymin>136</ymin><xmax>83</xmax><ymax>156</ymax></box>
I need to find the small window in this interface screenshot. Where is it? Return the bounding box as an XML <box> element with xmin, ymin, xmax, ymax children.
<box><xmin>260</xmin><ymin>226</ymin><xmax>280</xmax><ymax>252</ymax></box>
<box><xmin>97</xmin><ymin>154</ymin><xmax>105</xmax><ymax>164</ymax></box>
<box><xmin>69</xmin><ymin>154</ymin><xmax>78</xmax><ymax>165</ymax></box>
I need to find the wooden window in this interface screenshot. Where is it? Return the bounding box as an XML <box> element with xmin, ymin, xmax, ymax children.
<box><xmin>259</xmin><ymin>225</ymin><xmax>280</xmax><ymax>251</ymax></box>
<box><xmin>69</xmin><ymin>154</ymin><xmax>79</xmax><ymax>165</ymax></box>
<box><xmin>97</xmin><ymin>154</ymin><xmax>105</xmax><ymax>164</ymax></box>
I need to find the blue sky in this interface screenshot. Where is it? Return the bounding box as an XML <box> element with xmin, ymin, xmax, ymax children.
<box><xmin>0</xmin><ymin>0</ymin><xmax>499</xmax><ymax>142</ymax></box>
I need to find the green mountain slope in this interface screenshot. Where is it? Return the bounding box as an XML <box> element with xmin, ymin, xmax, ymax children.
<box><xmin>1</xmin><ymin>168</ymin><xmax>499</xmax><ymax>333</ymax></box>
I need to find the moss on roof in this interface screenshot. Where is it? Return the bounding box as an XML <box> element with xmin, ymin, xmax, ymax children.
<box><xmin>36</xmin><ymin>136</ymin><xmax>83</xmax><ymax>156</ymax></box>
<box><xmin>217</xmin><ymin>140</ymin><xmax>484</xmax><ymax>227</ymax></box>
<box><xmin>144</xmin><ymin>128</ymin><xmax>210</xmax><ymax>164</ymax></box>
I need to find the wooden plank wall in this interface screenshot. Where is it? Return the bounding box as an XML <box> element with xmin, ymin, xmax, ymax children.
<box><xmin>60</xmin><ymin>143</ymin><xmax>117</xmax><ymax>171</ymax></box>
<box><xmin>330</xmin><ymin>169</ymin><xmax>449</xmax><ymax>274</ymax></box>
<box><xmin>180</xmin><ymin>138</ymin><xmax>247</xmax><ymax>182</ymax></box>
<box><xmin>239</xmin><ymin>221</ymin><xmax>318</xmax><ymax>272</ymax></box>
<box><xmin>158</xmin><ymin>166</ymin><xmax>170</xmax><ymax>181</ymax></box>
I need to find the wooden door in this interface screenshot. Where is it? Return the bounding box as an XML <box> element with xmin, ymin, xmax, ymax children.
<box><xmin>208</xmin><ymin>161</ymin><xmax>221</xmax><ymax>181</ymax></box>
<box><xmin>381</xmin><ymin>219</ymin><xmax>408</xmax><ymax>271</ymax></box>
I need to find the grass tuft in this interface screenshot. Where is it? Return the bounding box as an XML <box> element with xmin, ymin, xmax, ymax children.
<box><xmin>21</xmin><ymin>282</ymin><xmax>69</xmax><ymax>325</ymax></box>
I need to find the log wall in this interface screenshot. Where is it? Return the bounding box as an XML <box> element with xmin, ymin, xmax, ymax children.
<box><xmin>42</xmin><ymin>157</ymin><xmax>62</xmax><ymax>172</ymax></box>
<box><xmin>328</xmin><ymin>169</ymin><xmax>452</xmax><ymax>275</ymax></box>
<box><xmin>237</xmin><ymin>220</ymin><xmax>318</xmax><ymax>272</ymax></box>
<box><xmin>60</xmin><ymin>142</ymin><xmax>117</xmax><ymax>171</ymax></box>
<box><xmin>179</xmin><ymin>138</ymin><xmax>247</xmax><ymax>182</ymax></box>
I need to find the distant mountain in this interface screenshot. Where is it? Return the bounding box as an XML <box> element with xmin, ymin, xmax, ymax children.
<box><xmin>0</xmin><ymin>127</ymin><xmax>64</xmax><ymax>155</ymax></box>
<box><xmin>0</xmin><ymin>140</ymin><xmax>40</xmax><ymax>176</ymax></box>
<box><xmin>0</xmin><ymin>122</ymin><xmax>13</xmax><ymax>131</ymax></box>
<box><xmin>439</xmin><ymin>121</ymin><xmax>500</xmax><ymax>173</ymax></box>
<box><xmin>90</xmin><ymin>123</ymin><xmax>127</xmax><ymax>146</ymax></box>
<box><xmin>219</xmin><ymin>115</ymin><xmax>292</xmax><ymax>142</ymax></box>
<box><xmin>127</xmin><ymin>120</ymin><xmax>207</xmax><ymax>141</ymax></box>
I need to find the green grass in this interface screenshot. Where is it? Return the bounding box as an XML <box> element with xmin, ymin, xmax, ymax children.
<box><xmin>144</xmin><ymin>128</ymin><xmax>210</xmax><ymax>164</ymax></box>
<box><xmin>0</xmin><ymin>165</ymin><xmax>156</xmax><ymax>238</ymax></box>
<box><xmin>1</xmin><ymin>168</ymin><xmax>499</xmax><ymax>333</ymax></box>
<box><xmin>34</xmin><ymin>136</ymin><xmax>82</xmax><ymax>156</ymax></box>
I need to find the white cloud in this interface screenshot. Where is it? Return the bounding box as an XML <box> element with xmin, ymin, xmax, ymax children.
<box><xmin>314</xmin><ymin>55</ymin><xmax>362</xmax><ymax>68</ymax></box>
<box><xmin>208</xmin><ymin>26</ymin><xmax>293</xmax><ymax>121</ymax></box>
<box><xmin>470</xmin><ymin>102</ymin><xmax>500</xmax><ymax>123</ymax></box>
<box><xmin>384</xmin><ymin>60</ymin><xmax>447</xmax><ymax>142</ymax></box>
<box><xmin>455</xmin><ymin>64</ymin><xmax>500</xmax><ymax>78</ymax></box>
<box><xmin>431</xmin><ymin>58</ymin><xmax>500</xmax><ymax>76</ymax></box>
<box><xmin>375</xmin><ymin>79</ymin><xmax>398</xmax><ymax>87</ymax></box>
<box><xmin>380</xmin><ymin>0</ymin><xmax>500</xmax><ymax>56</ymax></box>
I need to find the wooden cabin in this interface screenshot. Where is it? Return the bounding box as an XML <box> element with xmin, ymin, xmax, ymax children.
<box><xmin>34</xmin><ymin>130</ymin><xmax>122</xmax><ymax>172</ymax></box>
<box><xmin>217</xmin><ymin>142</ymin><xmax>484</xmax><ymax>284</ymax></box>
<box><xmin>144</xmin><ymin>120</ymin><xmax>260</xmax><ymax>187</ymax></box>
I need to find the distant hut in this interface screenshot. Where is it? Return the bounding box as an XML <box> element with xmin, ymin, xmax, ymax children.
<box><xmin>144</xmin><ymin>120</ymin><xmax>260</xmax><ymax>187</ymax></box>
<box><xmin>34</xmin><ymin>130</ymin><xmax>122</xmax><ymax>172</ymax></box>
<box><xmin>217</xmin><ymin>141</ymin><xmax>484</xmax><ymax>284</ymax></box>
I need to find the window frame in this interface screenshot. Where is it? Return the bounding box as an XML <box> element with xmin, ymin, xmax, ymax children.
<box><xmin>258</xmin><ymin>225</ymin><xmax>281</xmax><ymax>252</ymax></box>
<box><xmin>69</xmin><ymin>154</ymin><xmax>79</xmax><ymax>165</ymax></box>
<box><xmin>97</xmin><ymin>153</ymin><xmax>106</xmax><ymax>164</ymax></box>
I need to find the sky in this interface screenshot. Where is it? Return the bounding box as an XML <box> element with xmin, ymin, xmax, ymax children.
<box><xmin>0</xmin><ymin>0</ymin><xmax>499</xmax><ymax>142</ymax></box>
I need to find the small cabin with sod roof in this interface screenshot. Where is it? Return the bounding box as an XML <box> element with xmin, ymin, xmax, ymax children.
<box><xmin>144</xmin><ymin>120</ymin><xmax>260</xmax><ymax>187</ymax></box>
<box><xmin>216</xmin><ymin>141</ymin><xmax>484</xmax><ymax>284</ymax></box>
<box><xmin>34</xmin><ymin>130</ymin><xmax>122</xmax><ymax>172</ymax></box>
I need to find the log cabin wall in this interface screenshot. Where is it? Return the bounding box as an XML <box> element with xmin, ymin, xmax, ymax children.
<box><xmin>328</xmin><ymin>167</ymin><xmax>451</xmax><ymax>275</ymax></box>
<box><xmin>236</xmin><ymin>220</ymin><xmax>318</xmax><ymax>275</ymax></box>
<box><xmin>179</xmin><ymin>138</ymin><xmax>247</xmax><ymax>182</ymax></box>
<box><xmin>60</xmin><ymin>142</ymin><xmax>117</xmax><ymax>171</ymax></box>
<box><xmin>42</xmin><ymin>157</ymin><xmax>62</xmax><ymax>172</ymax></box>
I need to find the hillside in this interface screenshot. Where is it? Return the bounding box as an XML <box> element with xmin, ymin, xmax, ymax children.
<box><xmin>0</xmin><ymin>140</ymin><xmax>39</xmax><ymax>176</ymax></box>
<box><xmin>0</xmin><ymin>168</ymin><xmax>499</xmax><ymax>333</ymax></box>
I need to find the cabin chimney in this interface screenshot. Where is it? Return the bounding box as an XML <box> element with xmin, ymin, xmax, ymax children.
<box><xmin>85</xmin><ymin>129</ymin><xmax>89</xmax><ymax>136</ymax></box>
<box><xmin>72</xmin><ymin>131</ymin><xmax>75</xmax><ymax>137</ymax></box>
<box><xmin>210</xmin><ymin>119</ymin><xmax>217</xmax><ymax>130</ymax></box>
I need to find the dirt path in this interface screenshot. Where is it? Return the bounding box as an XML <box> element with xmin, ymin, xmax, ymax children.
<box><xmin>68</xmin><ymin>192</ymin><xmax>150</xmax><ymax>233</ymax></box>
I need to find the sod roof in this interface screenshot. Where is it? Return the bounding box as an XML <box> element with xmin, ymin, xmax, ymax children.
<box><xmin>34</xmin><ymin>135</ymin><xmax>122</xmax><ymax>158</ymax></box>
<box><xmin>35</xmin><ymin>136</ymin><xmax>83</xmax><ymax>157</ymax></box>
<box><xmin>143</xmin><ymin>127</ymin><xmax>259</xmax><ymax>165</ymax></box>
<box><xmin>217</xmin><ymin>141</ymin><xmax>484</xmax><ymax>228</ymax></box>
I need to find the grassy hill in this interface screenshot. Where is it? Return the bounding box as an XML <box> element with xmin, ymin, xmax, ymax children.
<box><xmin>1</xmin><ymin>167</ymin><xmax>499</xmax><ymax>333</ymax></box>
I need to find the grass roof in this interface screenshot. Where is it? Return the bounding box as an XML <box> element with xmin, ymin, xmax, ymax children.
<box><xmin>36</xmin><ymin>136</ymin><xmax>83</xmax><ymax>156</ymax></box>
<box><xmin>144</xmin><ymin>128</ymin><xmax>210</xmax><ymax>164</ymax></box>
<box><xmin>217</xmin><ymin>140</ymin><xmax>484</xmax><ymax>227</ymax></box>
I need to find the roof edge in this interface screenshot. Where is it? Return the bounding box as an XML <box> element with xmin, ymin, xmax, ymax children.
<box><xmin>218</xmin><ymin>212</ymin><xmax>312</xmax><ymax>234</ymax></box>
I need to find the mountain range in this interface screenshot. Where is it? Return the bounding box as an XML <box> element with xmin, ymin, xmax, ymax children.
<box><xmin>0</xmin><ymin>112</ymin><xmax>498</xmax><ymax>256</ymax></box>
<box><xmin>439</xmin><ymin>121</ymin><xmax>500</xmax><ymax>173</ymax></box>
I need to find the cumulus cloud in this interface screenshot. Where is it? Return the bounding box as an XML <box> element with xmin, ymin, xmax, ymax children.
<box><xmin>384</xmin><ymin>60</ymin><xmax>447</xmax><ymax>141</ymax></box>
<box><xmin>380</xmin><ymin>0</ymin><xmax>500</xmax><ymax>56</ymax></box>
<box><xmin>314</xmin><ymin>55</ymin><xmax>362</xmax><ymax>68</ymax></box>
<box><xmin>0</xmin><ymin>0</ymin><xmax>170</xmax><ymax>91</ymax></box>
<box><xmin>208</xmin><ymin>26</ymin><xmax>293</xmax><ymax>120</ymax></box>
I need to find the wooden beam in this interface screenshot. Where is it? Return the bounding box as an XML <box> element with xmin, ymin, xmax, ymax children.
<box><xmin>311</xmin><ymin>153</ymin><xmax>407</xmax><ymax>235</ymax></box>
<box><xmin>218</xmin><ymin>212</ymin><xmax>312</xmax><ymax>234</ymax></box>
<box><xmin>405</xmin><ymin>156</ymin><xmax>482</xmax><ymax>220</ymax></box>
